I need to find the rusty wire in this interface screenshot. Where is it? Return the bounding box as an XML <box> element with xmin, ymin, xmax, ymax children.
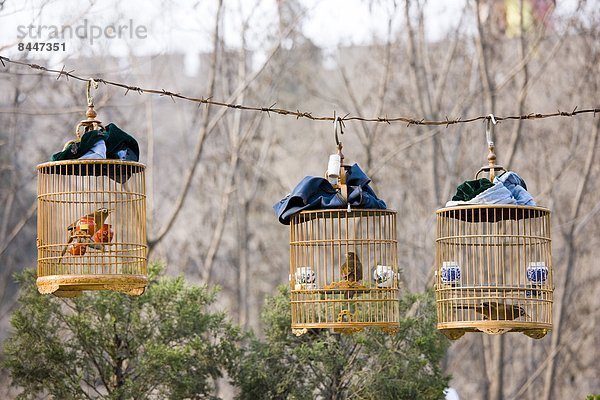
<box><xmin>1</xmin><ymin>54</ymin><xmax>598</xmax><ymax>127</ymax></box>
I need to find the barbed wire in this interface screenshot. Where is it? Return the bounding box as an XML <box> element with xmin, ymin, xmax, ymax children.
<box><xmin>1</xmin><ymin>54</ymin><xmax>598</xmax><ymax>127</ymax></box>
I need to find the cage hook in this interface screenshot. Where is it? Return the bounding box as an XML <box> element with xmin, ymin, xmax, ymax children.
<box><xmin>329</xmin><ymin>113</ymin><xmax>348</xmax><ymax>206</ymax></box>
<box><xmin>475</xmin><ymin>114</ymin><xmax>505</xmax><ymax>181</ymax></box>
<box><xmin>485</xmin><ymin>114</ymin><xmax>498</xmax><ymax>181</ymax></box>
<box><xmin>334</xmin><ymin>114</ymin><xmax>345</xmax><ymax>150</ymax></box>
<box><xmin>333</xmin><ymin>114</ymin><xmax>345</xmax><ymax>162</ymax></box>
<box><xmin>74</xmin><ymin>79</ymin><xmax>103</xmax><ymax>139</ymax></box>
<box><xmin>486</xmin><ymin>113</ymin><xmax>497</xmax><ymax>147</ymax></box>
<box><xmin>87</xmin><ymin>79</ymin><xmax>98</xmax><ymax>107</ymax></box>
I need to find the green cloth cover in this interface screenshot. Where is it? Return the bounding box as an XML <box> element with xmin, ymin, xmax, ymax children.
<box><xmin>451</xmin><ymin>178</ymin><xmax>494</xmax><ymax>202</ymax></box>
<box><xmin>104</xmin><ymin>123</ymin><xmax>139</xmax><ymax>161</ymax></box>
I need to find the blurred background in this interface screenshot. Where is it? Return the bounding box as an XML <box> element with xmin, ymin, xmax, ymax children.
<box><xmin>1</xmin><ymin>0</ymin><xmax>599</xmax><ymax>399</ymax></box>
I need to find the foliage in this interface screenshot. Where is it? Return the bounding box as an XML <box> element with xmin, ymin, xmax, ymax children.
<box><xmin>230</xmin><ymin>285</ymin><xmax>450</xmax><ymax>400</ymax></box>
<box><xmin>2</xmin><ymin>263</ymin><xmax>240</xmax><ymax>400</ymax></box>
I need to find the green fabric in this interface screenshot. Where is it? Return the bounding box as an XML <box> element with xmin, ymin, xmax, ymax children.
<box><xmin>50</xmin><ymin>123</ymin><xmax>139</xmax><ymax>162</ymax></box>
<box><xmin>104</xmin><ymin>123</ymin><xmax>139</xmax><ymax>161</ymax></box>
<box><xmin>451</xmin><ymin>178</ymin><xmax>494</xmax><ymax>202</ymax></box>
<box><xmin>51</xmin><ymin>130</ymin><xmax>107</xmax><ymax>161</ymax></box>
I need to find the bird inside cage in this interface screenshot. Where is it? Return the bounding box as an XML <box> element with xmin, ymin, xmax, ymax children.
<box><xmin>340</xmin><ymin>251</ymin><xmax>363</xmax><ymax>299</ymax></box>
<box><xmin>340</xmin><ymin>251</ymin><xmax>363</xmax><ymax>282</ymax></box>
<box><xmin>454</xmin><ymin>301</ymin><xmax>527</xmax><ymax>321</ymax></box>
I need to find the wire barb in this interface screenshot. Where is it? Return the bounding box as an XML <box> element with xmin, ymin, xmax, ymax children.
<box><xmin>0</xmin><ymin>54</ymin><xmax>598</xmax><ymax>128</ymax></box>
<box><xmin>56</xmin><ymin>65</ymin><xmax>66</xmax><ymax>80</ymax></box>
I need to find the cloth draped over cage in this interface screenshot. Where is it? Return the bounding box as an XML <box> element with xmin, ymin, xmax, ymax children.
<box><xmin>51</xmin><ymin>123</ymin><xmax>140</xmax><ymax>162</ymax></box>
<box><xmin>440</xmin><ymin>170</ymin><xmax>539</xmax><ymax>288</ymax></box>
<box><xmin>273</xmin><ymin>163</ymin><xmax>387</xmax><ymax>225</ymax></box>
<box><xmin>445</xmin><ymin>171</ymin><xmax>535</xmax><ymax>207</ymax></box>
<box><xmin>50</xmin><ymin>123</ymin><xmax>140</xmax><ymax>184</ymax></box>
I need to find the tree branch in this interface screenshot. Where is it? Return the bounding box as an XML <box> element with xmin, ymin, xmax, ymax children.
<box><xmin>542</xmin><ymin>115</ymin><xmax>599</xmax><ymax>400</ymax></box>
<box><xmin>147</xmin><ymin>0</ymin><xmax>223</xmax><ymax>250</ymax></box>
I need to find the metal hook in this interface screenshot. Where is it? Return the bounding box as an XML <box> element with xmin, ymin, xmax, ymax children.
<box><xmin>486</xmin><ymin>113</ymin><xmax>497</xmax><ymax>146</ymax></box>
<box><xmin>87</xmin><ymin>79</ymin><xmax>98</xmax><ymax>107</ymax></box>
<box><xmin>334</xmin><ymin>115</ymin><xmax>344</xmax><ymax>148</ymax></box>
<box><xmin>74</xmin><ymin>79</ymin><xmax>103</xmax><ymax>139</ymax></box>
<box><xmin>477</xmin><ymin>113</ymin><xmax>504</xmax><ymax>181</ymax></box>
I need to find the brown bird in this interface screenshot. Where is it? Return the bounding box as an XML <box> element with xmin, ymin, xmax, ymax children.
<box><xmin>455</xmin><ymin>301</ymin><xmax>527</xmax><ymax>321</ymax></box>
<box><xmin>340</xmin><ymin>251</ymin><xmax>363</xmax><ymax>299</ymax></box>
<box><xmin>60</xmin><ymin>208</ymin><xmax>112</xmax><ymax>258</ymax></box>
<box><xmin>341</xmin><ymin>251</ymin><xmax>363</xmax><ymax>282</ymax></box>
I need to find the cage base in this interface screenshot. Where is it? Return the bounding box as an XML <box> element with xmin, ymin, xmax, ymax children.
<box><xmin>438</xmin><ymin>321</ymin><xmax>551</xmax><ymax>340</ymax></box>
<box><xmin>292</xmin><ymin>322</ymin><xmax>399</xmax><ymax>335</ymax></box>
<box><xmin>36</xmin><ymin>274</ymin><xmax>147</xmax><ymax>297</ymax></box>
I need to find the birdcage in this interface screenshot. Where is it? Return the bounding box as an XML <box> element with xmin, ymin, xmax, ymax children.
<box><xmin>290</xmin><ymin>209</ymin><xmax>400</xmax><ymax>335</ymax></box>
<box><xmin>288</xmin><ymin>120</ymin><xmax>400</xmax><ymax>335</ymax></box>
<box><xmin>37</xmin><ymin>160</ymin><xmax>147</xmax><ymax>297</ymax></box>
<box><xmin>36</xmin><ymin>83</ymin><xmax>147</xmax><ymax>297</ymax></box>
<box><xmin>434</xmin><ymin>117</ymin><xmax>553</xmax><ymax>339</ymax></box>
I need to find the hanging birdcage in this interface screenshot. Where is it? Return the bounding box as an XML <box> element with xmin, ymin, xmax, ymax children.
<box><xmin>36</xmin><ymin>82</ymin><xmax>147</xmax><ymax>297</ymax></box>
<box><xmin>288</xmin><ymin>119</ymin><xmax>400</xmax><ymax>335</ymax></box>
<box><xmin>434</xmin><ymin>117</ymin><xmax>553</xmax><ymax>339</ymax></box>
<box><xmin>290</xmin><ymin>209</ymin><xmax>400</xmax><ymax>334</ymax></box>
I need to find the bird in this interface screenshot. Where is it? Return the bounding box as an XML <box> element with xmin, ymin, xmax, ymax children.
<box><xmin>454</xmin><ymin>301</ymin><xmax>527</xmax><ymax>321</ymax></box>
<box><xmin>60</xmin><ymin>208</ymin><xmax>112</xmax><ymax>258</ymax></box>
<box><xmin>340</xmin><ymin>251</ymin><xmax>363</xmax><ymax>282</ymax></box>
<box><xmin>340</xmin><ymin>251</ymin><xmax>363</xmax><ymax>299</ymax></box>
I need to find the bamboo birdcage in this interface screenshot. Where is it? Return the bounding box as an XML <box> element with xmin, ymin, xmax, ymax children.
<box><xmin>290</xmin><ymin>209</ymin><xmax>400</xmax><ymax>335</ymax></box>
<box><xmin>37</xmin><ymin>160</ymin><xmax>147</xmax><ymax>297</ymax></box>
<box><xmin>36</xmin><ymin>87</ymin><xmax>147</xmax><ymax>297</ymax></box>
<box><xmin>434</xmin><ymin>118</ymin><xmax>553</xmax><ymax>339</ymax></box>
<box><xmin>289</xmin><ymin>122</ymin><xmax>400</xmax><ymax>335</ymax></box>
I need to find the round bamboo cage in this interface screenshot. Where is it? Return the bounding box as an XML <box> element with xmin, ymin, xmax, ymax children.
<box><xmin>289</xmin><ymin>209</ymin><xmax>400</xmax><ymax>335</ymax></box>
<box><xmin>37</xmin><ymin>159</ymin><xmax>147</xmax><ymax>297</ymax></box>
<box><xmin>435</xmin><ymin>204</ymin><xmax>553</xmax><ymax>340</ymax></box>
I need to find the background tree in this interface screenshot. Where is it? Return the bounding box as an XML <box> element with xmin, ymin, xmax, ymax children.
<box><xmin>2</xmin><ymin>263</ymin><xmax>240</xmax><ymax>400</ymax></box>
<box><xmin>231</xmin><ymin>286</ymin><xmax>449</xmax><ymax>400</ymax></box>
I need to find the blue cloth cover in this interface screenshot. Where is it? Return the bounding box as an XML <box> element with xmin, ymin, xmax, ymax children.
<box><xmin>79</xmin><ymin>140</ymin><xmax>107</xmax><ymax>159</ymax></box>
<box><xmin>273</xmin><ymin>163</ymin><xmax>387</xmax><ymax>225</ymax></box>
<box><xmin>495</xmin><ymin>171</ymin><xmax>535</xmax><ymax>205</ymax></box>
